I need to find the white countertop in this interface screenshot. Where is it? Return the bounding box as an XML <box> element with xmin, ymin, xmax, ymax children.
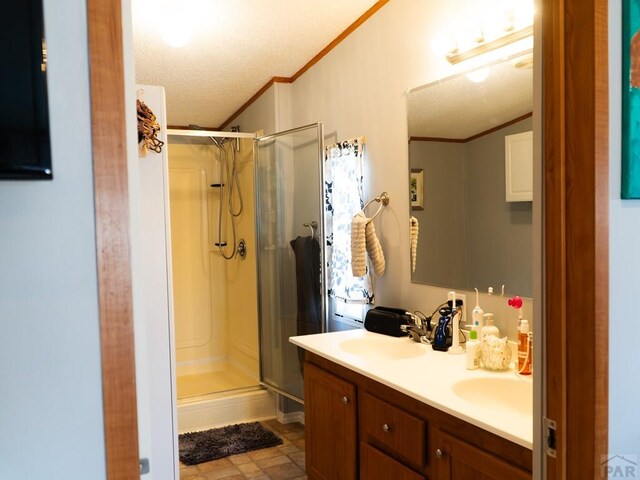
<box><xmin>290</xmin><ymin>329</ymin><xmax>533</xmax><ymax>449</ymax></box>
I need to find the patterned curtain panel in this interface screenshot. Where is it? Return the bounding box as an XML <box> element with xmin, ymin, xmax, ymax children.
<box><xmin>324</xmin><ymin>137</ymin><xmax>374</xmax><ymax>304</ymax></box>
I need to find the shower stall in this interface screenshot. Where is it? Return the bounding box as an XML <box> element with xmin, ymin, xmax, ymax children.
<box><xmin>163</xmin><ymin>123</ymin><xmax>325</xmax><ymax>431</ymax></box>
<box><xmin>167</xmin><ymin>131</ymin><xmax>260</xmax><ymax>402</ymax></box>
<box><xmin>136</xmin><ymin>85</ymin><xmax>325</xmax><ymax>475</ymax></box>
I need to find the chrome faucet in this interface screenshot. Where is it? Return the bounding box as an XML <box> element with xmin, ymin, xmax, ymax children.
<box><xmin>401</xmin><ymin>311</ymin><xmax>431</xmax><ymax>343</ymax></box>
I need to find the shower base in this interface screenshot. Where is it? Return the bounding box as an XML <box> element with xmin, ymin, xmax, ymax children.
<box><xmin>177</xmin><ymin>361</ymin><xmax>257</xmax><ymax>399</ymax></box>
<box><xmin>178</xmin><ymin>387</ymin><xmax>276</xmax><ymax>433</ymax></box>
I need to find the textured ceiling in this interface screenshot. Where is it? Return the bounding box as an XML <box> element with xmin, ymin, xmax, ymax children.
<box><xmin>407</xmin><ymin>54</ymin><xmax>533</xmax><ymax>140</ymax></box>
<box><xmin>133</xmin><ymin>0</ymin><xmax>379</xmax><ymax>128</ymax></box>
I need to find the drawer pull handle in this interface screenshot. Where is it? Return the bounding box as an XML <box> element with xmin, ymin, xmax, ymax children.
<box><xmin>342</xmin><ymin>396</ymin><xmax>349</xmax><ymax>404</ymax></box>
<box><xmin>436</xmin><ymin>448</ymin><xmax>444</xmax><ymax>459</ymax></box>
<box><xmin>382</xmin><ymin>424</ymin><xmax>390</xmax><ymax>433</ymax></box>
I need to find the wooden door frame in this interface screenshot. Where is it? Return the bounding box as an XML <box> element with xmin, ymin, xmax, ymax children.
<box><xmin>87</xmin><ymin>0</ymin><xmax>140</xmax><ymax>478</ymax></box>
<box><xmin>86</xmin><ymin>0</ymin><xmax>610</xmax><ymax>477</ymax></box>
<box><xmin>543</xmin><ymin>0</ymin><xmax>609</xmax><ymax>478</ymax></box>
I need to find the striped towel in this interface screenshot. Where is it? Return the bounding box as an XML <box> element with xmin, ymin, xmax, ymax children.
<box><xmin>351</xmin><ymin>212</ymin><xmax>367</xmax><ymax>277</ymax></box>
<box><xmin>410</xmin><ymin>216</ymin><xmax>419</xmax><ymax>273</ymax></box>
<box><xmin>365</xmin><ymin>220</ymin><xmax>385</xmax><ymax>276</ymax></box>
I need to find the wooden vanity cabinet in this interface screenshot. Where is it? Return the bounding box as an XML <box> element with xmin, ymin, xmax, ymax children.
<box><xmin>360</xmin><ymin>442</ymin><xmax>426</xmax><ymax>480</ymax></box>
<box><xmin>304</xmin><ymin>352</ymin><xmax>532</xmax><ymax>480</ymax></box>
<box><xmin>437</xmin><ymin>431</ymin><xmax>531</xmax><ymax>479</ymax></box>
<box><xmin>304</xmin><ymin>362</ymin><xmax>357</xmax><ymax>480</ymax></box>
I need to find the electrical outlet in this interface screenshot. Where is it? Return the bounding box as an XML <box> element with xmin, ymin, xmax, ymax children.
<box><xmin>447</xmin><ymin>291</ymin><xmax>467</xmax><ymax>323</ymax></box>
<box><xmin>458</xmin><ymin>293</ymin><xmax>467</xmax><ymax>322</ymax></box>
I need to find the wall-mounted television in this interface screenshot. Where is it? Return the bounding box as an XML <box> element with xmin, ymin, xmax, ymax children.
<box><xmin>0</xmin><ymin>1</ymin><xmax>51</xmax><ymax>180</ymax></box>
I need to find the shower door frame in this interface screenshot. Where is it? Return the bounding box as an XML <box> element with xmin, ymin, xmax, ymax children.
<box><xmin>254</xmin><ymin>122</ymin><xmax>326</xmax><ymax>404</ymax></box>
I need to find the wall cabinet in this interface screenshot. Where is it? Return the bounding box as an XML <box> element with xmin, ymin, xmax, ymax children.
<box><xmin>505</xmin><ymin>130</ymin><xmax>533</xmax><ymax>202</ymax></box>
<box><xmin>304</xmin><ymin>353</ymin><xmax>532</xmax><ymax>480</ymax></box>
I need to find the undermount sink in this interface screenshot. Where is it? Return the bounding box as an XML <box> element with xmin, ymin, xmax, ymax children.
<box><xmin>452</xmin><ymin>377</ymin><xmax>533</xmax><ymax>415</ymax></box>
<box><xmin>339</xmin><ymin>336</ymin><xmax>427</xmax><ymax>360</ymax></box>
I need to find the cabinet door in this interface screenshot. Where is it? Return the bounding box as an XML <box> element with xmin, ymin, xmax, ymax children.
<box><xmin>505</xmin><ymin>130</ymin><xmax>533</xmax><ymax>202</ymax></box>
<box><xmin>360</xmin><ymin>443</ymin><xmax>426</xmax><ymax>480</ymax></box>
<box><xmin>304</xmin><ymin>363</ymin><xmax>357</xmax><ymax>480</ymax></box>
<box><xmin>436</xmin><ymin>431</ymin><xmax>531</xmax><ymax>480</ymax></box>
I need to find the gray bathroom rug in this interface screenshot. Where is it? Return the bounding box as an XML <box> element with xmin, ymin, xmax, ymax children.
<box><xmin>178</xmin><ymin>421</ymin><xmax>283</xmax><ymax>466</ymax></box>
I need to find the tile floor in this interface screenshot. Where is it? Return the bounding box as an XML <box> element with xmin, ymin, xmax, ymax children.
<box><xmin>180</xmin><ymin>420</ymin><xmax>306</xmax><ymax>480</ymax></box>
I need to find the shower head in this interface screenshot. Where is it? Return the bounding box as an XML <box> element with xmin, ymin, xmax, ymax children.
<box><xmin>209</xmin><ymin>136</ymin><xmax>223</xmax><ymax>148</ymax></box>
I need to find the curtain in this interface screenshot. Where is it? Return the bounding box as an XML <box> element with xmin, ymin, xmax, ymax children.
<box><xmin>324</xmin><ymin>137</ymin><xmax>374</xmax><ymax>304</ymax></box>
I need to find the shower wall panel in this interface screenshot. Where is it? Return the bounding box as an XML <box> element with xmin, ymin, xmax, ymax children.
<box><xmin>225</xmin><ymin>138</ymin><xmax>260</xmax><ymax>378</ymax></box>
<box><xmin>168</xmin><ymin>144</ymin><xmax>228</xmax><ymax>372</ymax></box>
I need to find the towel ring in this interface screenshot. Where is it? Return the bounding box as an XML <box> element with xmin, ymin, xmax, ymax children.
<box><xmin>363</xmin><ymin>192</ymin><xmax>390</xmax><ymax>222</ymax></box>
<box><xmin>302</xmin><ymin>221</ymin><xmax>318</xmax><ymax>237</ymax></box>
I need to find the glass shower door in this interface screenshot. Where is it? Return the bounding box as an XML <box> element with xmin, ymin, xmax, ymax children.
<box><xmin>255</xmin><ymin>123</ymin><xmax>325</xmax><ymax>403</ymax></box>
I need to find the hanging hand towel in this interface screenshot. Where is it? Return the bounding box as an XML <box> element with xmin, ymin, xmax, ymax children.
<box><xmin>365</xmin><ymin>219</ymin><xmax>385</xmax><ymax>276</ymax></box>
<box><xmin>410</xmin><ymin>216</ymin><xmax>419</xmax><ymax>273</ymax></box>
<box><xmin>351</xmin><ymin>212</ymin><xmax>367</xmax><ymax>277</ymax></box>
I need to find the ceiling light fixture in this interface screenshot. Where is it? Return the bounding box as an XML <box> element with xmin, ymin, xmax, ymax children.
<box><xmin>159</xmin><ymin>3</ymin><xmax>193</xmax><ymax>48</ymax></box>
<box><xmin>466</xmin><ymin>67</ymin><xmax>491</xmax><ymax>83</ymax></box>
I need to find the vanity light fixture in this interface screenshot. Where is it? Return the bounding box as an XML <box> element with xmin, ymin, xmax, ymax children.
<box><xmin>446</xmin><ymin>25</ymin><xmax>533</xmax><ymax>65</ymax></box>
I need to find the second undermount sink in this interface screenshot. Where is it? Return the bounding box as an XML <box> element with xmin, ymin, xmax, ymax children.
<box><xmin>452</xmin><ymin>377</ymin><xmax>533</xmax><ymax>415</ymax></box>
<box><xmin>339</xmin><ymin>335</ymin><xmax>427</xmax><ymax>360</ymax></box>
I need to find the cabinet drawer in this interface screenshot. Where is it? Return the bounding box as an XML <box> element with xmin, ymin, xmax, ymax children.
<box><xmin>359</xmin><ymin>391</ymin><xmax>426</xmax><ymax>467</ymax></box>
<box><xmin>360</xmin><ymin>442</ymin><xmax>427</xmax><ymax>480</ymax></box>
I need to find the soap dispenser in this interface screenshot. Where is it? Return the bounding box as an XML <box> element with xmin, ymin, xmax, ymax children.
<box><xmin>472</xmin><ymin>288</ymin><xmax>484</xmax><ymax>333</ymax></box>
<box><xmin>517</xmin><ymin>320</ymin><xmax>533</xmax><ymax>375</ymax></box>
<box><xmin>480</xmin><ymin>313</ymin><xmax>500</xmax><ymax>339</ymax></box>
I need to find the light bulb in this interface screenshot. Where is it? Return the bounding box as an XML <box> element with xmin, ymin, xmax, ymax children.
<box><xmin>431</xmin><ymin>34</ymin><xmax>457</xmax><ymax>56</ymax></box>
<box><xmin>161</xmin><ymin>24</ymin><xmax>192</xmax><ymax>48</ymax></box>
<box><xmin>466</xmin><ymin>67</ymin><xmax>491</xmax><ymax>83</ymax></box>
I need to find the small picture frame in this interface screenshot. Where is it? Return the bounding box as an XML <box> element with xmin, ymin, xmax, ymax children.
<box><xmin>410</xmin><ymin>169</ymin><xmax>424</xmax><ymax>210</ymax></box>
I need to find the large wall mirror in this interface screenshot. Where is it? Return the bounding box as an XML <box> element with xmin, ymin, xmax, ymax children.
<box><xmin>407</xmin><ymin>53</ymin><xmax>534</xmax><ymax>297</ymax></box>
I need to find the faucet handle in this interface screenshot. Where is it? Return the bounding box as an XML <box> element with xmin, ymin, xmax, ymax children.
<box><xmin>405</xmin><ymin>311</ymin><xmax>421</xmax><ymax>326</ymax></box>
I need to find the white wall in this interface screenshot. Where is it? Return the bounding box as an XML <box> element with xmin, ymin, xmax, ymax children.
<box><xmin>0</xmin><ymin>1</ymin><xmax>106</xmax><ymax>478</ymax></box>
<box><xmin>134</xmin><ymin>85</ymin><xmax>178</xmax><ymax>479</ymax></box>
<box><xmin>235</xmin><ymin>84</ymin><xmax>277</xmax><ymax>135</ymax></box>
<box><xmin>608</xmin><ymin>0</ymin><xmax>640</xmax><ymax>455</ymax></box>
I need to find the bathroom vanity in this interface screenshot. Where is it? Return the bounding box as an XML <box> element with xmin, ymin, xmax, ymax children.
<box><xmin>291</xmin><ymin>330</ymin><xmax>532</xmax><ymax>480</ymax></box>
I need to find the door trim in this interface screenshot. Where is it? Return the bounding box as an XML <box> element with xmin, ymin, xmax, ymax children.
<box><xmin>87</xmin><ymin>0</ymin><xmax>140</xmax><ymax>477</ymax></box>
<box><xmin>542</xmin><ymin>0</ymin><xmax>609</xmax><ymax>477</ymax></box>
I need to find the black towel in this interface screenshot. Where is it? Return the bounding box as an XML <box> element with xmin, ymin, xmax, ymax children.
<box><xmin>290</xmin><ymin>236</ymin><xmax>322</xmax><ymax>372</ymax></box>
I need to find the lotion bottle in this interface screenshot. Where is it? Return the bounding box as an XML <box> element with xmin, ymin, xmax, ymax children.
<box><xmin>480</xmin><ymin>313</ymin><xmax>500</xmax><ymax>339</ymax></box>
<box><xmin>466</xmin><ymin>329</ymin><xmax>480</xmax><ymax>369</ymax></box>
<box><xmin>517</xmin><ymin>319</ymin><xmax>533</xmax><ymax>375</ymax></box>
